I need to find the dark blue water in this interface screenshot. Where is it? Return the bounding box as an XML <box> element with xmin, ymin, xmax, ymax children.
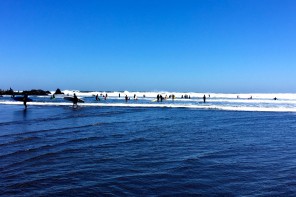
<box><xmin>1</xmin><ymin>104</ymin><xmax>296</xmax><ymax>196</ymax></box>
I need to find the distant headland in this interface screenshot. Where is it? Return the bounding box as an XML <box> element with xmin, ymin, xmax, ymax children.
<box><xmin>0</xmin><ymin>88</ymin><xmax>63</xmax><ymax>96</ymax></box>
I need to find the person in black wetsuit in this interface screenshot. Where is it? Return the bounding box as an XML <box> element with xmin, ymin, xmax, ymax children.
<box><xmin>125</xmin><ymin>94</ymin><xmax>128</xmax><ymax>102</ymax></box>
<box><xmin>203</xmin><ymin>95</ymin><xmax>206</xmax><ymax>103</ymax></box>
<box><xmin>10</xmin><ymin>88</ymin><xmax>15</xmax><ymax>98</ymax></box>
<box><xmin>23</xmin><ymin>93</ymin><xmax>28</xmax><ymax>109</ymax></box>
<box><xmin>73</xmin><ymin>93</ymin><xmax>78</xmax><ymax>107</ymax></box>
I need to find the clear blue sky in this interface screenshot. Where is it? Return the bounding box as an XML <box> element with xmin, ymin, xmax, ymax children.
<box><xmin>0</xmin><ymin>0</ymin><xmax>296</xmax><ymax>92</ymax></box>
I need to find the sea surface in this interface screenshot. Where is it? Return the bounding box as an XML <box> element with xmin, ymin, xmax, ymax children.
<box><xmin>1</xmin><ymin>92</ymin><xmax>296</xmax><ymax>196</ymax></box>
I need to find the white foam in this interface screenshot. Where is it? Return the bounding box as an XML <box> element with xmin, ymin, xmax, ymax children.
<box><xmin>3</xmin><ymin>90</ymin><xmax>296</xmax><ymax>100</ymax></box>
<box><xmin>2</xmin><ymin>90</ymin><xmax>296</xmax><ymax>113</ymax></box>
<box><xmin>1</xmin><ymin>101</ymin><xmax>296</xmax><ymax>112</ymax></box>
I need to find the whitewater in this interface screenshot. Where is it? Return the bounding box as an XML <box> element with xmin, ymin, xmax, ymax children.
<box><xmin>1</xmin><ymin>90</ymin><xmax>296</xmax><ymax>112</ymax></box>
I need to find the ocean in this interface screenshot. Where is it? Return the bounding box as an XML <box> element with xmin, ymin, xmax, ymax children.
<box><xmin>1</xmin><ymin>91</ymin><xmax>296</xmax><ymax>196</ymax></box>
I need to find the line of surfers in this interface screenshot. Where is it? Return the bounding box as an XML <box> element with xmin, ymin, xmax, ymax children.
<box><xmin>11</xmin><ymin>93</ymin><xmax>208</xmax><ymax>109</ymax></box>
<box><xmin>91</xmin><ymin>93</ymin><xmax>208</xmax><ymax>103</ymax></box>
<box><xmin>9</xmin><ymin>93</ymin><xmax>278</xmax><ymax>109</ymax></box>
<box><xmin>50</xmin><ymin>93</ymin><xmax>277</xmax><ymax>101</ymax></box>
<box><xmin>80</xmin><ymin>93</ymin><xmax>278</xmax><ymax>104</ymax></box>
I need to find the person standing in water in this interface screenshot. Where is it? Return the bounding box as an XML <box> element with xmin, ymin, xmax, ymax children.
<box><xmin>125</xmin><ymin>95</ymin><xmax>128</xmax><ymax>102</ymax></box>
<box><xmin>73</xmin><ymin>93</ymin><xmax>78</xmax><ymax>107</ymax></box>
<box><xmin>23</xmin><ymin>93</ymin><xmax>28</xmax><ymax>109</ymax></box>
<box><xmin>203</xmin><ymin>95</ymin><xmax>206</xmax><ymax>103</ymax></box>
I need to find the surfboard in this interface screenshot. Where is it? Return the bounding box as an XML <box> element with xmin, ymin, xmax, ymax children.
<box><xmin>64</xmin><ymin>96</ymin><xmax>85</xmax><ymax>103</ymax></box>
<box><xmin>152</xmin><ymin>99</ymin><xmax>157</xmax><ymax>102</ymax></box>
<box><xmin>12</xmin><ymin>97</ymin><xmax>33</xmax><ymax>102</ymax></box>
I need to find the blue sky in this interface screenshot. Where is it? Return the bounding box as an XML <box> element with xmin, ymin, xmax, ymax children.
<box><xmin>0</xmin><ymin>0</ymin><xmax>296</xmax><ymax>92</ymax></box>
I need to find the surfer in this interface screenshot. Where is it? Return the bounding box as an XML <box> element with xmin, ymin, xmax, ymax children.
<box><xmin>125</xmin><ymin>95</ymin><xmax>128</xmax><ymax>102</ymax></box>
<box><xmin>274</xmin><ymin>97</ymin><xmax>277</xmax><ymax>100</ymax></box>
<box><xmin>10</xmin><ymin>88</ymin><xmax>15</xmax><ymax>98</ymax></box>
<box><xmin>157</xmin><ymin>94</ymin><xmax>160</xmax><ymax>102</ymax></box>
<box><xmin>73</xmin><ymin>93</ymin><xmax>78</xmax><ymax>107</ymax></box>
<box><xmin>95</xmin><ymin>94</ymin><xmax>99</xmax><ymax>101</ymax></box>
<box><xmin>23</xmin><ymin>93</ymin><xmax>28</xmax><ymax>109</ymax></box>
<box><xmin>203</xmin><ymin>95</ymin><xmax>206</xmax><ymax>103</ymax></box>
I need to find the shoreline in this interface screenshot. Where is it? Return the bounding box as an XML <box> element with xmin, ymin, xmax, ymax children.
<box><xmin>1</xmin><ymin>101</ymin><xmax>296</xmax><ymax>113</ymax></box>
